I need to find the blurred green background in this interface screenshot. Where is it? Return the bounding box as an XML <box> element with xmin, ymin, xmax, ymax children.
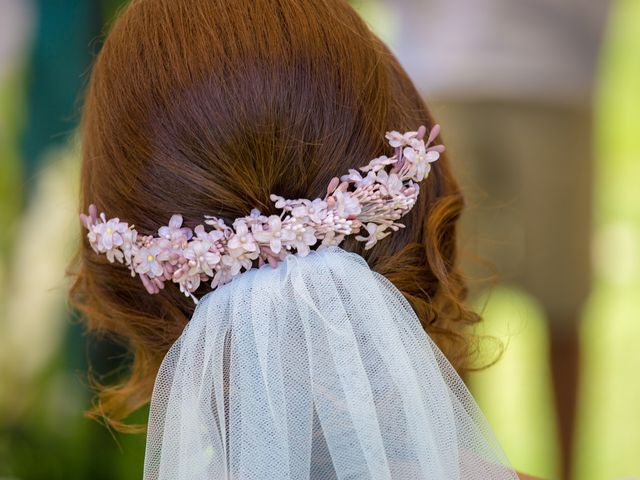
<box><xmin>1</xmin><ymin>0</ymin><xmax>639</xmax><ymax>479</ymax></box>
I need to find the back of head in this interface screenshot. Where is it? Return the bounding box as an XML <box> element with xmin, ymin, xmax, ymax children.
<box><xmin>72</xmin><ymin>0</ymin><xmax>476</xmax><ymax>430</ymax></box>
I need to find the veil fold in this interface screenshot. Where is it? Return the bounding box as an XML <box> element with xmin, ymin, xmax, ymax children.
<box><xmin>143</xmin><ymin>247</ymin><xmax>518</xmax><ymax>479</ymax></box>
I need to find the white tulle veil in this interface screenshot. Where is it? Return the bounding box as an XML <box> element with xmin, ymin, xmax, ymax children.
<box><xmin>143</xmin><ymin>247</ymin><xmax>518</xmax><ymax>479</ymax></box>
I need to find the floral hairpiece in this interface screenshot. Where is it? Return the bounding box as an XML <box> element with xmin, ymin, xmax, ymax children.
<box><xmin>81</xmin><ymin>125</ymin><xmax>444</xmax><ymax>302</ymax></box>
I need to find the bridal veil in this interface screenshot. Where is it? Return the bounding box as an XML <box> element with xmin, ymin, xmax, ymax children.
<box><xmin>143</xmin><ymin>247</ymin><xmax>518</xmax><ymax>479</ymax></box>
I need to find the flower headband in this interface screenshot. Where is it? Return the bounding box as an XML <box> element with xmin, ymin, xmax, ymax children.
<box><xmin>81</xmin><ymin>125</ymin><xmax>444</xmax><ymax>302</ymax></box>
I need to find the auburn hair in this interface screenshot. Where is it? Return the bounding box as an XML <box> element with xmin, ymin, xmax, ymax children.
<box><xmin>70</xmin><ymin>0</ymin><xmax>481</xmax><ymax>431</ymax></box>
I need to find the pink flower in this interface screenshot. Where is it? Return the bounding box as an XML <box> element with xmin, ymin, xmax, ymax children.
<box><xmin>80</xmin><ymin>204</ymin><xmax>98</xmax><ymax>229</ymax></box>
<box><xmin>179</xmin><ymin>275</ymin><xmax>202</xmax><ymax>295</ymax></box>
<box><xmin>228</xmin><ymin>220</ymin><xmax>258</xmax><ymax>253</ymax></box>
<box><xmin>355</xmin><ymin>222</ymin><xmax>392</xmax><ymax>249</ymax></box>
<box><xmin>257</xmin><ymin>244</ymin><xmax>288</xmax><ymax>268</ymax></box>
<box><xmin>173</xmin><ymin>264</ymin><xmax>204</xmax><ymax>295</ymax></box>
<box><xmin>253</xmin><ymin>215</ymin><xmax>296</xmax><ymax>254</ymax></box>
<box><xmin>211</xmin><ymin>251</ymin><xmax>253</xmax><ymax>288</ymax></box>
<box><xmin>245</xmin><ymin>209</ymin><xmax>269</xmax><ymax>227</ymax></box>
<box><xmin>183</xmin><ymin>239</ymin><xmax>221</xmax><ymax>277</ymax></box>
<box><xmin>120</xmin><ymin>228</ymin><xmax>138</xmax><ymax>263</ymax></box>
<box><xmin>341</xmin><ymin>169</ymin><xmax>377</xmax><ymax>187</ymax></box>
<box><xmin>133</xmin><ymin>244</ymin><xmax>164</xmax><ymax>277</ymax></box>
<box><xmin>386</xmin><ymin>131</ymin><xmax>418</xmax><ymax>148</ymax></box>
<box><xmin>359</xmin><ymin>155</ymin><xmax>397</xmax><ymax>173</ymax></box>
<box><xmin>269</xmin><ymin>194</ymin><xmax>290</xmax><ymax>209</ymax></box>
<box><xmin>88</xmin><ymin>215</ymin><xmax>130</xmax><ymax>263</ymax></box>
<box><xmin>319</xmin><ymin>229</ymin><xmax>345</xmax><ymax>248</ymax></box>
<box><xmin>375</xmin><ymin>171</ymin><xmax>404</xmax><ymax>196</ymax></box>
<box><xmin>159</xmin><ymin>214</ymin><xmax>193</xmax><ymax>246</ymax></box>
<box><xmin>333</xmin><ymin>189</ymin><xmax>361</xmax><ymax>218</ymax></box>
<box><xmin>80</xmin><ymin>126</ymin><xmax>444</xmax><ymax>303</ymax></box>
<box><xmin>139</xmin><ymin>273</ymin><xmax>165</xmax><ymax>295</ymax></box>
<box><xmin>402</xmin><ymin>144</ymin><xmax>439</xmax><ymax>182</ymax></box>
<box><xmin>291</xmin><ymin>198</ymin><xmax>328</xmax><ymax>224</ymax></box>
<box><xmin>288</xmin><ymin>221</ymin><xmax>317</xmax><ymax>256</ymax></box>
<box><xmin>192</xmin><ymin>224</ymin><xmax>223</xmax><ymax>243</ymax></box>
<box><xmin>204</xmin><ymin>216</ymin><xmax>232</xmax><ymax>235</ymax></box>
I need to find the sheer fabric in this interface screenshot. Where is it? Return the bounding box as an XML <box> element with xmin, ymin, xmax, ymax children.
<box><xmin>143</xmin><ymin>247</ymin><xmax>517</xmax><ymax>479</ymax></box>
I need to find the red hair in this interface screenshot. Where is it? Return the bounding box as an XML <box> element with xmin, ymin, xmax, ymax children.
<box><xmin>70</xmin><ymin>0</ymin><xmax>480</xmax><ymax>431</ymax></box>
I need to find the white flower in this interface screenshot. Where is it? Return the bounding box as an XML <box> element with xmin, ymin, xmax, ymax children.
<box><xmin>253</xmin><ymin>215</ymin><xmax>296</xmax><ymax>254</ymax></box>
<box><xmin>158</xmin><ymin>214</ymin><xmax>193</xmax><ymax>246</ymax></box>
<box><xmin>204</xmin><ymin>216</ymin><xmax>232</xmax><ymax>236</ymax></box>
<box><xmin>426</xmin><ymin>150</ymin><xmax>440</xmax><ymax>162</ymax></box>
<box><xmin>134</xmin><ymin>244</ymin><xmax>164</xmax><ymax>277</ymax></box>
<box><xmin>120</xmin><ymin>228</ymin><xmax>138</xmax><ymax>264</ymax></box>
<box><xmin>184</xmin><ymin>239</ymin><xmax>221</xmax><ymax>277</ymax></box>
<box><xmin>88</xmin><ymin>215</ymin><xmax>130</xmax><ymax>263</ymax></box>
<box><xmin>402</xmin><ymin>145</ymin><xmax>439</xmax><ymax>182</ymax></box>
<box><xmin>359</xmin><ymin>155</ymin><xmax>397</xmax><ymax>173</ymax></box>
<box><xmin>173</xmin><ymin>265</ymin><xmax>203</xmax><ymax>295</ymax></box>
<box><xmin>270</xmin><ymin>194</ymin><xmax>290</xmax><ymax>209</ymax></box>
<box><xmin>180</xmin><ymin>275</ymin><xmax>202</xmax><ymax>295</ymax></box>
<box><xmin>211</xmin><ymin>251</ymin><xmax>253</xmax><ymax>288</ymax></box>
<box><xmin>245</xmin><ymin>209</ymin><xmax>269</xmax><ymax>227</ymax></box>
<box><xmin>341</xmin><ymin>169</ymin><xmax>377</xmax><ymax>187</ymax></box>
<box><xmin>375</xmin><ymin>170</ymin><xmax>404</xmax><ymax>196</ymax></box>
<box><xmin>228</xmin><ymin>220</ymin><xmax>258</xmax><ymax>253</ymax></box>
<box><xmin>319</xmin><ymin>229</ymin><xmax>345</xmax><ymax>248</ymax></box>
<box><xmin>211</xmin><ymin>265</ymin><xmax>234</xmax><ymax>289</ymax></box>
<box><xmin>333</xmin><ymin>189</ymin><xmax>361</xmax><ymax>218</ymax></box>
<box><xmin>386</xmin><ymin>131</ymin><xmax>418</xmax><ymax>148</ymax></box>
<box><xmin>193</xmin><ymin>224</ymin><xmax>224</xmax><ymax>243</ymax></box>
<box><xmin>288</xmin><ymin>221</ymin><xmax>318</xmax><ymax>256</ymax></box>
<box><xmin>355</xmin><ymin>222</ymin><xmax>392</xmax><ymax>249</ymax></box>
<box><xmin>291</xmin><ymin>198</ymin><xmax>328</xmax><ymax>224</ymax></box>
